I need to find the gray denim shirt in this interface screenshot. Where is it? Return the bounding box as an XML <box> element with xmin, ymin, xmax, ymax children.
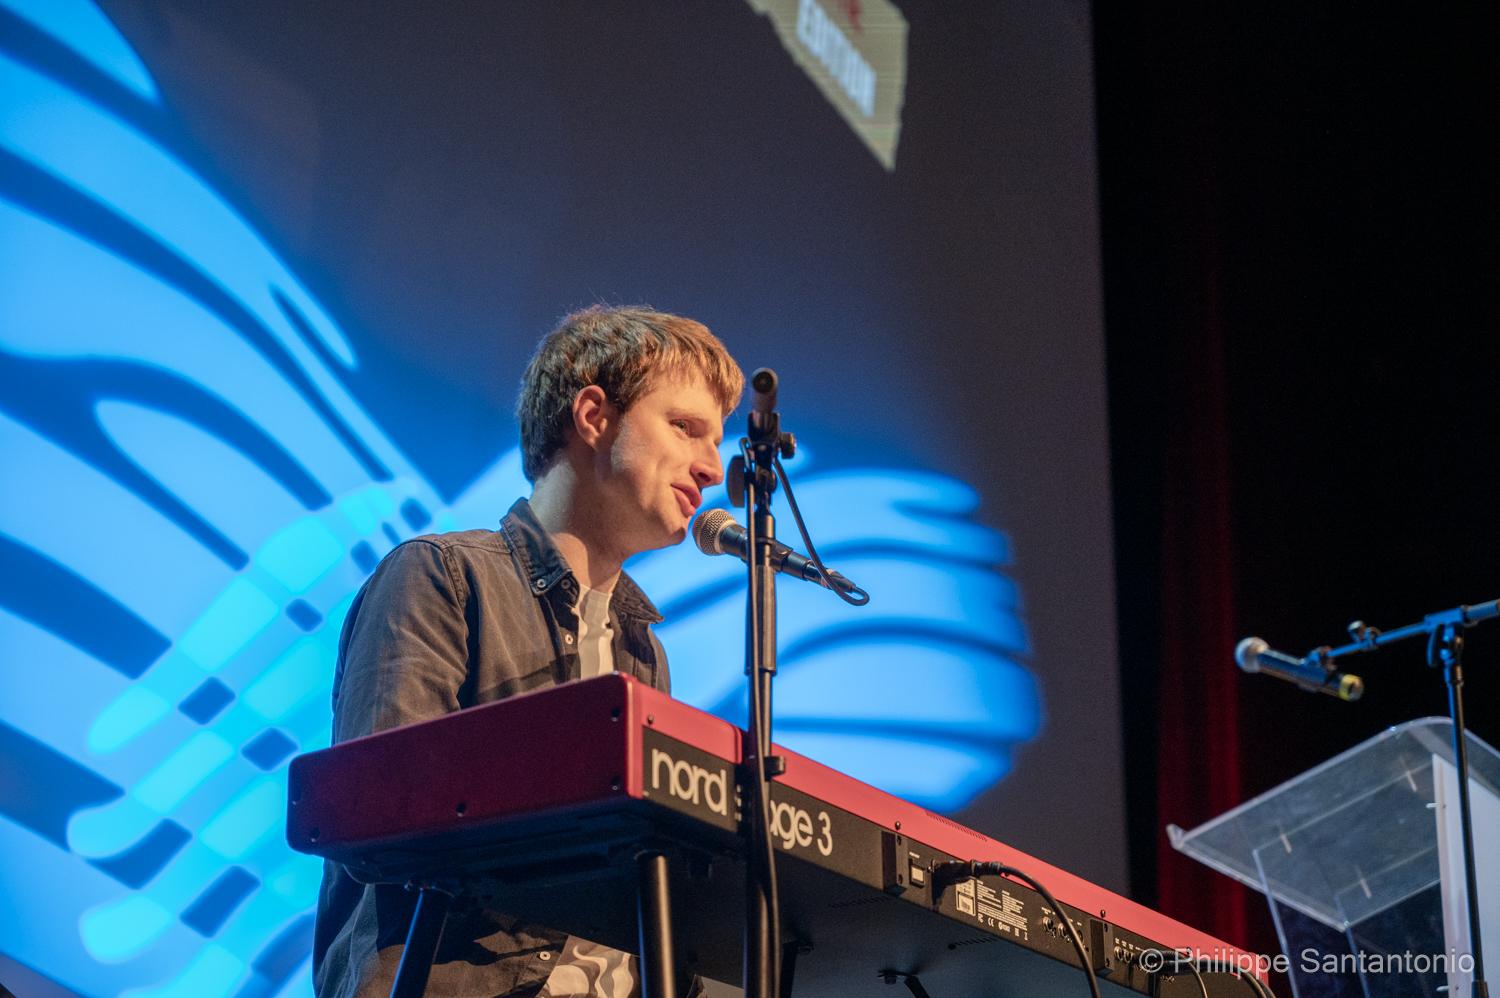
<box><xmin>312</xmin><ymin>498</ymin><xmax>669</xmax><ymax>998</ymax></box>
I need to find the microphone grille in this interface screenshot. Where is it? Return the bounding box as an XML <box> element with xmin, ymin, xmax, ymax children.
<box><xmin>692</xmin><ymin>508</ymin><xmax>735</xmax><ymax>555</ymax></box>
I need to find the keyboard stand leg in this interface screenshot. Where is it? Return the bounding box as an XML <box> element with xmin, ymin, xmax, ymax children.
<box><xmin>781</xmin><ymin>940</ymin><xmax>811</xmax><ymax>996</ymax></box>
<box><xmin>902</xmin><ymin>975</ymin><xmax>933</xmax><ymax>998</ymax></box>
<box><xmin>638</xmin><ymin>850</ymin><xmax>679</xmax><ymax>998</ymax></box>
<box><xmin>391</xmin><ymin>884</ymin><xmax>453</xmax><ymax>998</ymax></box>
<box><xmin>880</xmin><ymin>971</ymin><xmax>932</xmax><ymax>998</ymax></box>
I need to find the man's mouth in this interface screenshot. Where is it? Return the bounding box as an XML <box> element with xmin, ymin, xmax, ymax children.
<box><xmin>672</xmin><ymin>484</ymin><xmax>701</xmax><ymax>517</ymax></box>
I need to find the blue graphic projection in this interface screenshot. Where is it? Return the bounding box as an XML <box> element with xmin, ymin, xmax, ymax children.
<box><xmin>0</xmin><ymin>3</ymin><xmax>1039</xmax><ymax>995</ymax></box>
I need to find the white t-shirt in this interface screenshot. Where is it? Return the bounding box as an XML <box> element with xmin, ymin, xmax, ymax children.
<box><xmin>574</xmin><ymin>583</ymin><xmax>615</xmax><ymax>678</ymax></box>
<box><xmin>543</xmin><ymin>584</ymin><xmax>635</xmax><ymax>996</ymax></box>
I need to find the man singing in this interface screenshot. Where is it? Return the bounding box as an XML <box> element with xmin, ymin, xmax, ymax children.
<box><xmin>313</xmin><ymin>305</ymin><xmax>744</xmax><ymax>997</ymax></box>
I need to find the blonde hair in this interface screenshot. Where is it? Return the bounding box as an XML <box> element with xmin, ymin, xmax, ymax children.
<box><xmin>517</xmin><ymin>305</ymin><xmax>744</xmax><ymax>481</ymax></box>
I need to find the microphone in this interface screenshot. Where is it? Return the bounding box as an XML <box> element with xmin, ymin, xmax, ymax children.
<box><xmin>1235</xmin><ymin>637</ymin><xmax>1364</xmax><ymax>701</ymax></box>
<box><xmin>693</xmin><ymin>508</ymin><xmax>841</xmax><ymax>589</ymax></box>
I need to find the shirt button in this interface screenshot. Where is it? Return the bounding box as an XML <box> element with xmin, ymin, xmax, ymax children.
<box><xmin>539</xmin><ymin>951</ymin><xmax>552</xmax><ymax>962</ymax></box>
<box><xmin>564</xmin><ymin>634</ymin><xmax>574</xmax><ymax>644</ymax></box>
<box><xmin>533</xmin><ymin>578</ymin><xmax>546</xmax><ymax>590</ymax></box>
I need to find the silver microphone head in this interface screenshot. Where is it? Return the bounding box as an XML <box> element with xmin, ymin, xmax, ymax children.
<box><xmin>1235</xmin><ymin>636</ymin><xmax>1269</xmax><ymax>673</ymax></box>
<box><xmin>692</xmin><ymin>508</ymin><xmax>736</xmax><ymax>556</ymax></box>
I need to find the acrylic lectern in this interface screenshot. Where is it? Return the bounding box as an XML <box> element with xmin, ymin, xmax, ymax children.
<box><xmin>1171</xmin><ymin>718</ymin><xmax>1500</xmax><ymax>998</ymax></box>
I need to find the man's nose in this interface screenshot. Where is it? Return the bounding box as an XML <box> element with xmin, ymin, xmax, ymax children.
<box><xmin>692</xmin><ymin>446</ymin><xmax>723</xmax><ymax>488</ymax></box>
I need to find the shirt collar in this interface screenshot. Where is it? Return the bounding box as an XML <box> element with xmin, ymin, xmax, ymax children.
<box><xmin>500</xmin><ymin>498</ymin><xmax>663</xmax><ymax>624</ymax></box>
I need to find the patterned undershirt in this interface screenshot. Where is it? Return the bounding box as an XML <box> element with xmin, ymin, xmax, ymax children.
<box><xmin>537</xmin><ymin>935</ymin><xmax>639</xmax><ymax>998</ymax></box>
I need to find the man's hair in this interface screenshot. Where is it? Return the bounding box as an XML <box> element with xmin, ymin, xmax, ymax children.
<box><xmin>517</xmin><ymin>305</ymin><xmax>744</xmax><ymax>481</ymax></box>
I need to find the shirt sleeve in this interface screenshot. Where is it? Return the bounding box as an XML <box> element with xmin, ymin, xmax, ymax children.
<box><xmin>331</xmin><ymin>539</ymin><xmax>471</xmax><ymax>743</ymax></box>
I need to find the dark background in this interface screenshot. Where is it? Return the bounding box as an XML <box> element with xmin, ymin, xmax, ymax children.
<box><xmin>1097</xmin><ymin>0</ymin><xmax>1500</xmax><ymax>968</ymax></box>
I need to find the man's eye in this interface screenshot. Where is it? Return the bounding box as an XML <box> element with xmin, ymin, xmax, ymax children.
<box><xmin>671</xmin><ymin>419</ymin><xmax>690</xmax><ymax>432</ymax></box>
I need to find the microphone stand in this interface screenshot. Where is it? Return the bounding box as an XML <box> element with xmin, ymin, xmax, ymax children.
<box><xmin>1302</xmin><ymin>599</ymin><xmax>1496</xmax><ymax>998</ymax></box>
<box><xmin>732</xmin><ymin>368</ymin><xmax>794</xmax><ymax>998</ymax></box>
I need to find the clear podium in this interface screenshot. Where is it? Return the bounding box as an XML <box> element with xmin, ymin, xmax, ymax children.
<box><xmin>1170</xmin><ymin>718</ymin><xmax>1500</xmax><ymax>998</ymax></box>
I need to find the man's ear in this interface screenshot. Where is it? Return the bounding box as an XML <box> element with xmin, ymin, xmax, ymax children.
<box><xmin>571</xmin><ymin>385</ymin><xmax>612</xmax><ymax>450</ymax></box>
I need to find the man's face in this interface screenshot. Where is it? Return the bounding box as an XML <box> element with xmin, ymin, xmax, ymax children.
<box><xmin>592</xmin><ymin>372</ymin><xmax>726</xmax><ymax>556</ymax></box>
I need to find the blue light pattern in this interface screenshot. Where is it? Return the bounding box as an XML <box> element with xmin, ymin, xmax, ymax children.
<box><xmin>0</xmin><ymin>4</ymin><xmax>1039</xmax><ymax>994</ymax></box>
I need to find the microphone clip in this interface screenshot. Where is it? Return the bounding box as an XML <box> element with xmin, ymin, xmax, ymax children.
<box><xmin>725</xmin><ymin>444</ymin><xmax>794</xmax><ymax>510</ymax></box>
<box><xmin>725</xmin><ymin>453</ymin><xmax>771</xmax><ymax>509</ymax></box>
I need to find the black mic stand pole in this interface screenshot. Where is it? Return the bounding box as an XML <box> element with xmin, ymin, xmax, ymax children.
<box><xmin>734</xmin><ymin>368</ymin><xmax>791</xmax><ymax>998</ymax></box>
<box><xmin>1305</xmin><ymin>600</ymin><xmax>1496</xmax><ymax>998</ymax></box>
<box><xmin>1431</xmin><ymin>623</ymin><xmax>1489</xmax><ymax>998</ymax></box>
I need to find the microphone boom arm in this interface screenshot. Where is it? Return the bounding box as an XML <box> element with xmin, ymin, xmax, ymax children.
<box><xmin>1241</xmin><ymin>596</ymin><xmax>1499</xmax><ymax>997</ymax></box>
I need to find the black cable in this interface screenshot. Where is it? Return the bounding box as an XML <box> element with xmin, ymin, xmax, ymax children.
<box><xmin>935</xmin><ymin>861</ymin><xmax>1278</xmax><ymax>998</ymax></box>
<box><xmin>1150</xmin><ymin>953</ymin><xmax>1276</xmax><ymax>998</ymax></box>
<box><xmin>935</xmin><ymin>860</ymin><xmax>1101</xmax><ymax>998</ymax></box>
<box><xmin>1224</xmin><ymin>962</ymin><xmax>1274</xmax><ymax>998</ymax></box>
<box><xmin>1188</xmin><ymin>954</ymin><xmax>1272</xmax><ymax>990</ymax></box>
<box><xmin>1186</xmin><ymin>961</ymin><xmax>1210</xmax><ymax>998</ymax></box>
<box><xmin>772</xmin><ymin>455</ymin><xmax>869</xmax><ymax>606</ymax></box>
<box><xmin>1192</xmin><ymin>957</ymin><xmax>1274</xmax><ymax>998</ymax></box>
<box><xmin>1142</xmin><ymin>952</ymin><xmax>1208</xmax><ymax>998</ymax></box>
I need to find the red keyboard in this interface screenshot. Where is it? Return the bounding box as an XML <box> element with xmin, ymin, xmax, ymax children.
<box><xmin>288</xmin><ymin>673</ymin><xmax>1262</xmax><ymax>996</ymax></box>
